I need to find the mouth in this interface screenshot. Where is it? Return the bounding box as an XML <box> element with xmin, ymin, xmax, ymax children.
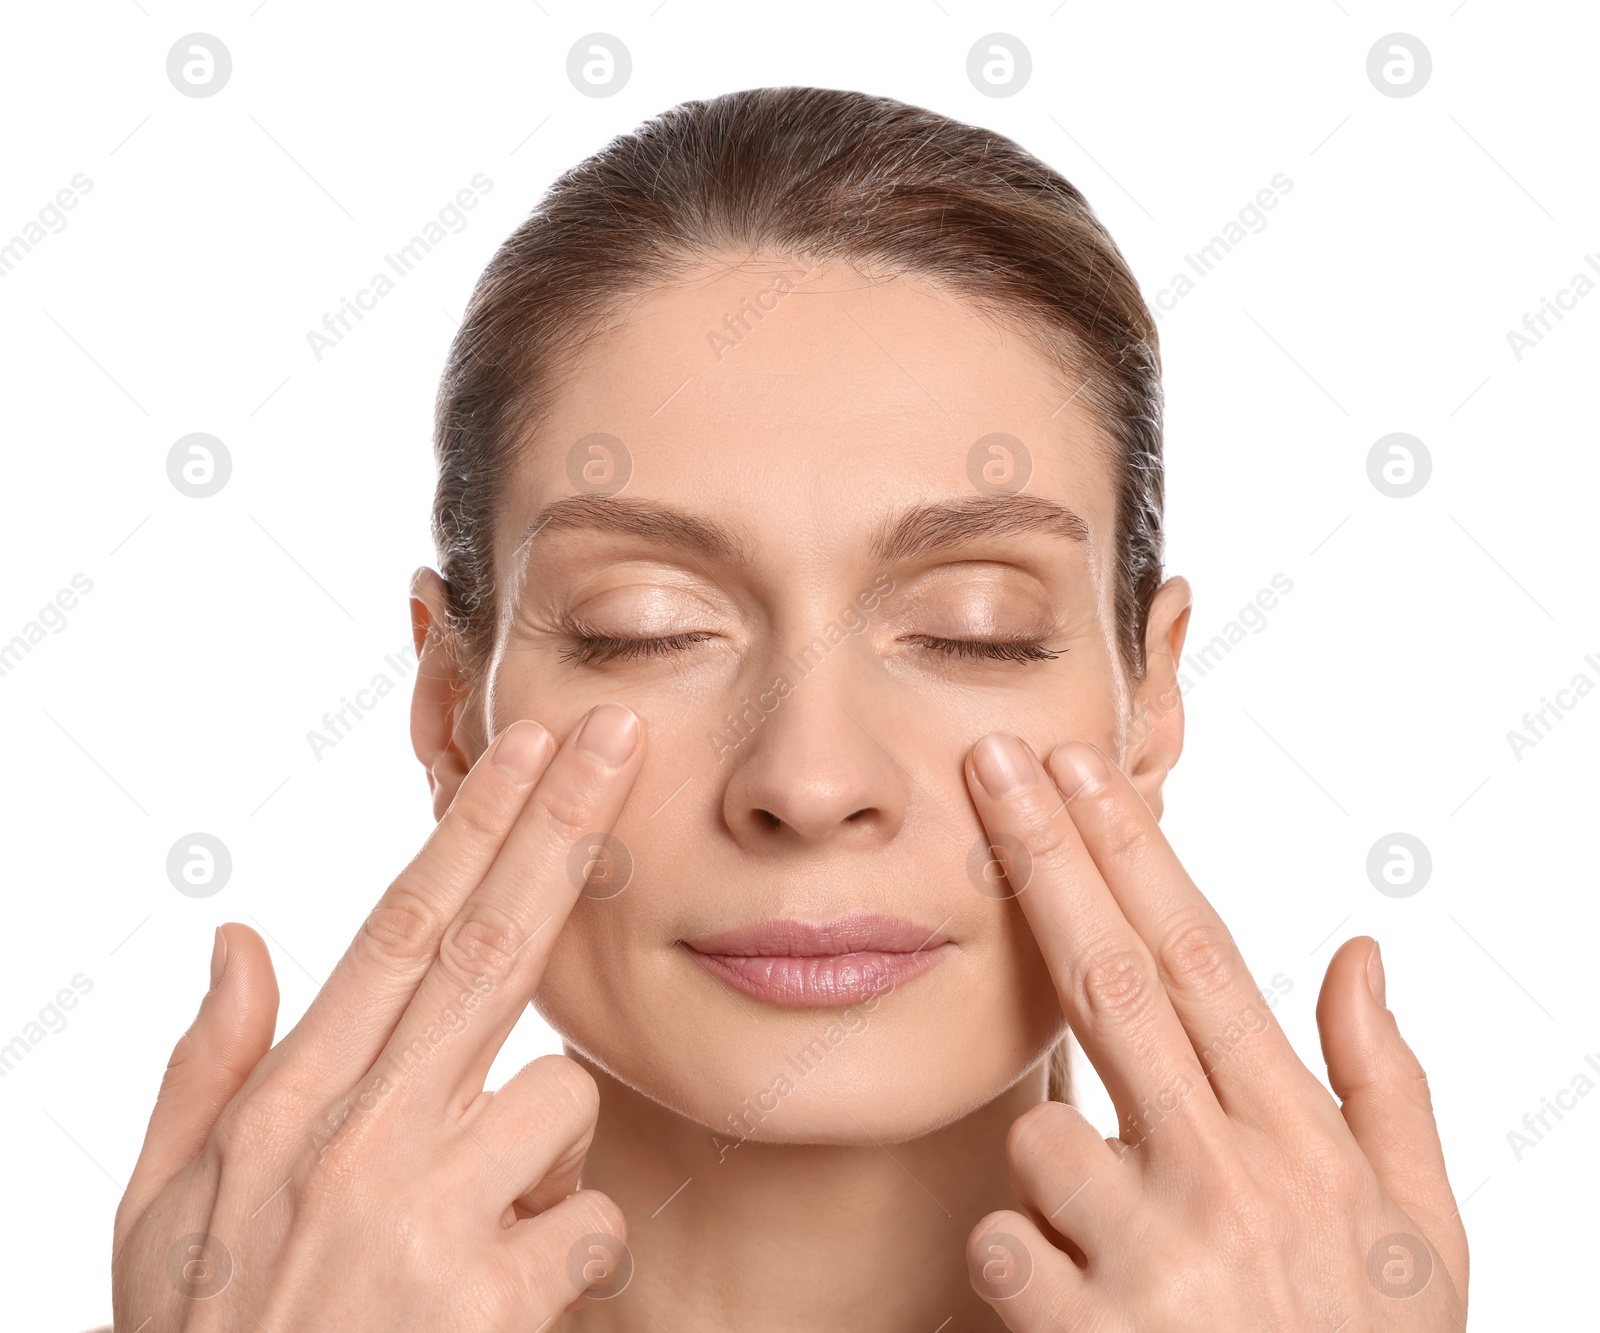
<box><xmin>679</xmin><ymin>913</ymin><xmax>956</xmax><ymax>1007</ymax></box>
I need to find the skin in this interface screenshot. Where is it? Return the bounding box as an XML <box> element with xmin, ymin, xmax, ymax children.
<box><xmin>106</xmin><ymin>255</ymin><xmax>1468</xmax><ymax>1332</ymax></box>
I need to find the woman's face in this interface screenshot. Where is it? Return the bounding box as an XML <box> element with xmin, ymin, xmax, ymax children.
<box><xmin>416</xmin><ymin>254</ymin><xmax>1190</xmax><ymax>1144</ymax></box>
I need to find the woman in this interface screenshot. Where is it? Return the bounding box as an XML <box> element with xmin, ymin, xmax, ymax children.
<box><xmin>106</xmin><ymin>87</ymin><xmax>1468</xmax><ymax>1330</ymax></box>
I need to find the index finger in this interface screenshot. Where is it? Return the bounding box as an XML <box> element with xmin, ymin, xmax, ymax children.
<box><xmin>966</xmin><ymin>731</ymin><xmax>1229</xmax><ymax>1153</ymax></box>
<box><xmin>250</xmin><ymin>716</ymin><xmax>560</xmax><ymax>1105</ymax></box>
<box><xmin>380</xmin><ymin>701</ymin><xmax>645</xmax><ymax>1111</ymax></box>
<box><xmin>1041</xmin><ymin>740</ymin><xmax>1342</xmax><ymax>1126</ymax></box>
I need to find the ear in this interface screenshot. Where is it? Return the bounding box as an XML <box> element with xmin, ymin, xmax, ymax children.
<box><xmin>1123</xmin><ymin>575</ymin><xmax>1192</xmax><ymax>821</ymax></box>
<box><xmin>408</xmin><ymin>567</ymin><xmax>478</xmax><ymax>820</ymax></box>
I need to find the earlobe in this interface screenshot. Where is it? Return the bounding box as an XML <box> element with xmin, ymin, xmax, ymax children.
<box><xmin>1124</xmin><ymin>576</ymin><xmax>1192</xmax><ymax>820</ymax></box>
<box><xmin>408</xmin><ymin>567</ymin><xmax>476</xmax><ymax>819</ymax></box>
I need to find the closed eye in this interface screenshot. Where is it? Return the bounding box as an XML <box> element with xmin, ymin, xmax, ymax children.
<box><xmin>558</xmin><ymin>631</ymin><xmax>1064</xmax><ymax>667</ymax></box>
<box><xmin>558</xmin><ymin>632</ymin><xmax>714</xmax><ymax>666</ymax></box>
<box><xmin>904</xmin><ymin>635</ymin><xmax>1063</xmax><ymax>663</ymax></box>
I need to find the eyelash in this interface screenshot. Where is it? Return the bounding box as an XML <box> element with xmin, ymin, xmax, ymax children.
<box><xmin>557</xmin><ymin>630</ymin><xmax>1062</xmax><ymax>666</ymax></box>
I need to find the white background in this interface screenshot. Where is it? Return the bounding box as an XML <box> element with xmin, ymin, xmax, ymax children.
<box><xmin>1</xmin><ymin>2</ymin><xmax>1594</xmax><ymax>1327</ymax></box>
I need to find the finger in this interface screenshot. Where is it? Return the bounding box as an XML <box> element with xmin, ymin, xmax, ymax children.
<box><xmin>453</xmin><ymin>1055</ymin><xmax>600</xmax><ymax>1219</ymax></box>
<box><xmin>1043</xmin><ymin>740</ymin><xmax>1349</xmax><ymax>1139</ymax></box>
<box><xmin>119</xmin><ymin>925</ymin><xmax>279</xmax><ymax>1230</ymax></box>
<box><xmin>385</xmin><ymin>702</ymin><xmax>644</xmax><ymax>1109</ymax></box>
<box><xmin>502</xmin><ymin>1187</ymin><xmax>630</xmax><ymax>1319</ymax></box>
<box><xmin>1004</xmin><ymin>1099</ymin><xmax>1134</xmax><ymax>1255</ymax></box>
<box><xmin>246</xmin><ymin>718</ymin><xmax>558</xmax><ymax>1106</ymax></box>
<box><xmin>966</xmin><ymin>731</ymin><xmax>1228</xmax><ymax>1155</ymax></box>
<box><xmin>966</xmin><ymin>1208</ymin><xmax>1082</xmax><ymax>1327</ymax></box>
<box><xmin>1318</xmin><ymin>936</ymin><xmax>1470</xmax><ymax>1288</ymax></box>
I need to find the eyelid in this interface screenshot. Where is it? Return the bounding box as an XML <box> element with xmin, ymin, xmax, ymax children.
<box><xmin>903</xmin><ymin>634</ymin><xmax>1063</xmax><ymax>664</ymax></box>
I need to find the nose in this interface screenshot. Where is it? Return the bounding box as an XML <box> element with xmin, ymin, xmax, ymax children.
<box><xmin>717</xmin><ymin>654</ymin><xmax>911</xmax><ymax>850</ymax></box>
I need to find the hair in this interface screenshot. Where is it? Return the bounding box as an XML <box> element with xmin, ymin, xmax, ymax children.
<box><xmin>431</xmin><ymin>86</ymin><xmax>1165</xmax><ymax>1106</ymax></box>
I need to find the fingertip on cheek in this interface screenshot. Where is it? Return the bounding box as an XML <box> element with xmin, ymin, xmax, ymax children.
<box><xmin>1048</xmin><ymin>741</ymin><xmax>1109</xmax><ymax>803</ymax></box>
<box><xmin>972</xmin><ymin>732</ymin><xmax>1039</xmax><ymax>799</ymax></box>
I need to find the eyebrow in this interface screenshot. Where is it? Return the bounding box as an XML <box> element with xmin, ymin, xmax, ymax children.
<box><xmin>513</xmin><ymin>491</ymin><xmax>1089</xmax><ymax>569</ymax></box>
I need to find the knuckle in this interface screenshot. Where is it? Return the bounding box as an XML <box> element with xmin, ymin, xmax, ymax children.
<box><xmin>444</xmin><ymin>781</ymin><xmax>516</xmax><ymax>850</ymax></box>
<box><xmin>209</xmin><ymin>1087</ymin><xmax>286</xmax><ymax>1160</ymax></box>
<box><xmin>439</xmin><ymin>904</ymin><xmax>526</xmax><ymax>986</ymax></box>
<box><xmin>1301</xmin><ymin>1139</ymin><xmax>1372</xmax><ymax>1204</ymax></box>
<box><xmin>361</xmin><ymin>887</ymin><xmax>443</xmax><ymax>965</ymax></box>
<box><xmin>1155</xmin><ymin>914</ymin><xmax>1238</xmax><ymax>1000</ymax></box>
<box><xmin>531</xmin><ymin>779</ymin><xmax>605</xmax><ymax>845</ymax></box>
<box><xmin>1092</xmin><ymin>805</ymin><xmax>1149</xmax><ymax>868</ymax></box>
<box><xmin>1077</xmin><ymin>944</ymin><xmax>1157</xmax><ymax>1030</ymax></box>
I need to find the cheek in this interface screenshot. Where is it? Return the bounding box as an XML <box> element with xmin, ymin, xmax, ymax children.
<box><xmin>528</xmin><ymin>912</ymin><xmax>614</xmax><ymax>1047</ymax></box>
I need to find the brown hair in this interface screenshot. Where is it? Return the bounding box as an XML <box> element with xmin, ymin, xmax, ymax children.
<box><xmin>431</xmin><ymin>86</ymin><xmax>1165</xmax><ymax>1106</ymax></box>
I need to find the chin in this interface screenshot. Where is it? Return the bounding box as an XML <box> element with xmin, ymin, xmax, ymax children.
<box><xmin>545</xmin><ymin>960</ymin><xmax>1061</xmax><ymax>1146</ymax></box>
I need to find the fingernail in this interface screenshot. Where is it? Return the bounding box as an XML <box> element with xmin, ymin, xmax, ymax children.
<box><xmin>209</xmin><ymin>926</ymin><xmax>228</xmax><ymax>993</ymax></box>
<box><xmin>575</xmin><ymin>703</ymin><xmax>640</xmax><ymax>766</ymax></box>
<box><xmin>1366</xmin><ymin>939</ymin><xmax>1386</xmax><ymax>1009</ymax></box>
<box><xmin>493</xmin><ymin>720</ymin><xmax>554</xmax><ymax>778</ymax></box>
<box><xmin>973</xmin><ymin>733</ymin><xmax>1036</xmax><ymax>798</ymax></box>
<box><xmin>1051</xmin><ymin>741</ymin><xmax>1109</xmax><ymax>801</ymax></box>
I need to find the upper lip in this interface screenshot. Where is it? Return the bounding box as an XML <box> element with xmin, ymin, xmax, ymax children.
<box><xmin>681</xmin><ymin>913</ymin><xmax>953</xmax><ymax>958</ymax></box>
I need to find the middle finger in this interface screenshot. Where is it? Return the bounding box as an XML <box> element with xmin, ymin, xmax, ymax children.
<box><xmin>967</xmin><ymin>730</ymin><xmax>1226</xmax><ymax>1158</ymax></box>
<box><xmin>382</xmin><ymin>701</ymin><xmax>644</xmax><ymax>1113</ymax></box>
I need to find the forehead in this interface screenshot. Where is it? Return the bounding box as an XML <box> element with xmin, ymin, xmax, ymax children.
<box><xmin>504</xmin><ymin>255</ymin><xmax>1115</xmax><ymax>566</ymax></box>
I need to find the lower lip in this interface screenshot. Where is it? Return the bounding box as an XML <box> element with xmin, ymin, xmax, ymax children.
<box><xmin>684</xmin><ymin>943</ymin><xmax>956</xmax><ymax>1006</ymax></box>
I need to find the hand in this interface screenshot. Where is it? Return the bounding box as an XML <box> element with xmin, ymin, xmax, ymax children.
<box><xmin>112</xmin><ymin>702</ymin><xmax>647</xmax><ymax>1332</ymax></box>
<box><xmin>961</xmin><ymin>734</ymin><xmax>1469</xmax><ymax>1330</ymax></box>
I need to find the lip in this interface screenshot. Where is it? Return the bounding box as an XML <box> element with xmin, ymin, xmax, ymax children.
<box><xmin>680</xmin><ymin>913</ymin><xmax>955</xmax><ymax>1007</ymax></box>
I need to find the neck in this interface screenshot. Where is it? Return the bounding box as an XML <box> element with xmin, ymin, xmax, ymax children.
<box><xmin>554</xmin><ymin>1050</ymin><xmax>1047</xmax><ymax>1332</ymax></box>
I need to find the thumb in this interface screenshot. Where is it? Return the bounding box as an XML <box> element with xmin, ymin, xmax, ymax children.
<box><xmin>118</xmin><ymin>923</ymin><xmax>280</xmax><ymax>1231</ymax></box>
<box><xmin>1316</xmin><ymin>936</ymin><xmax>1468</xmax><ymax>1292</ymax></box>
